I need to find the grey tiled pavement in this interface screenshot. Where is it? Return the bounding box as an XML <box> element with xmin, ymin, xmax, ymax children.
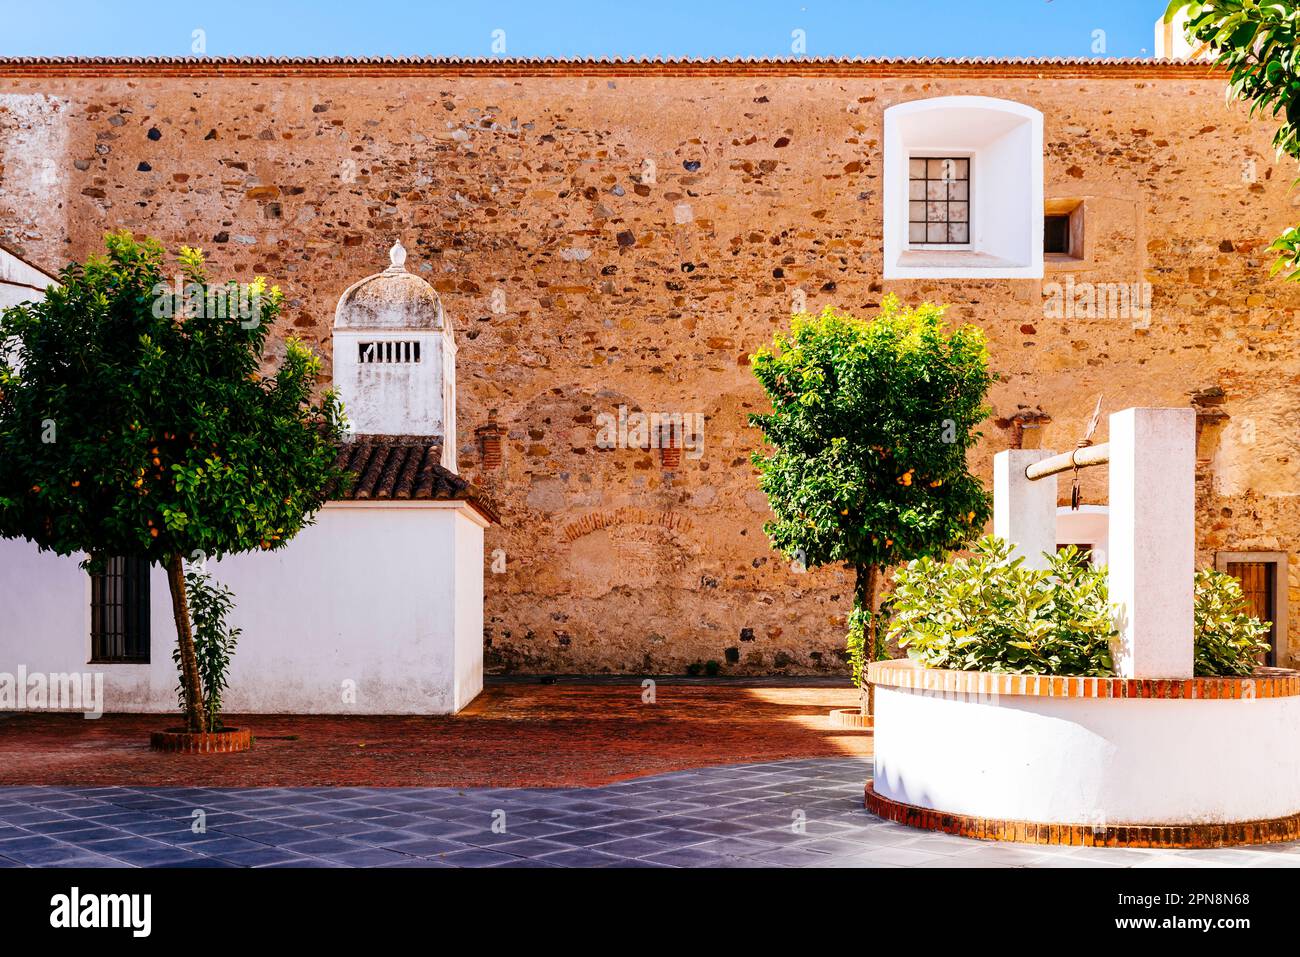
<box><xmin>2</xmin><ymin>757</ymin><xmax>1299</xmax><ymax>868</ymax></box>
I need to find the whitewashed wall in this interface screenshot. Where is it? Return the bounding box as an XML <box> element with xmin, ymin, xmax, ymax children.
<box><xmin>0</xmin><ymin>243</ymin><xmax>57</xmax><ymax>311</ymax></box>
<box><xmin>1056</xmin><ymin>505</ymin><xmax>1110</xmax><ymax>566</ymax></box>
<box><xmin>874</xmin><ymin>685</ymin><xmax>1300</xmax><ymax>825</ymax></box>
<box><xmin>0</xmin><ymin>501</ymin><xmax>486</xmax><ymax>715</ymax></box>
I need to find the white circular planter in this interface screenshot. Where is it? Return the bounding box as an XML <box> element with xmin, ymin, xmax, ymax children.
<box><xmin>866</xmin><ymin>659</ymin><xmax>1300</xmax><ymax>844</ymax></box>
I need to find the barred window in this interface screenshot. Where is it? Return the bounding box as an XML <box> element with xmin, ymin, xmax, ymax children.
<box><xmin>359</xmin><ymin>340</ymin><xmax>421</xmax><ymax>364</ymax></box>
<box><xmin>90</xmin><ymin>556</ymin><xmax>150</xmax><ymax>663</ymax></box>
<box><xmin>908</xmin><ymin>157</ymin><xmax>970</xmax><ymax>245</ymax></box>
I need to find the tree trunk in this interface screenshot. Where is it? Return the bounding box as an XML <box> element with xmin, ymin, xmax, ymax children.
<box><xmin>855</xmin><ymin>564</ymin><xmax>881</xmax><ymax>717</ymax></box>
<box><xmin>165</xmin><ymin>553</ymin><xmax>207</xmax><ymax>733</ymax></box>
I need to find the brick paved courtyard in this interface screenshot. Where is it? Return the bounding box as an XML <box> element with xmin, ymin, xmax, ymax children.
<box><xmin>0</xmin><ymin>682</ymin><xmax>869</xmax><ymax>788</ymax></box>
<box><xmin>3</xmin><ymin>758</ymin><xmax>1299</xmax><ymax>868</ymax></box>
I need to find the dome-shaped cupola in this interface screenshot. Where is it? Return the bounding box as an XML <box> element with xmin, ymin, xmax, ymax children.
<box><xmin>333</xmin><ymin>241</ymin><xmax>458</xmax><ymax>472</ymax></box>
<box><xmin>334</xmin><ymin>240</ymin><xmax>448</xmax><ymax>332</ymax></box>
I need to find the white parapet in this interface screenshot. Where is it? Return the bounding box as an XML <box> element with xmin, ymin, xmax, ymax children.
<box><xmin>993</xmin><ymin>448</ymin><xmax>1057</xmax><ymax>570</ymax></box>
<box><xmin>1108</xmin><ymin>407</ymin><xmax>1196</xmax><ymax>678</ymax></box>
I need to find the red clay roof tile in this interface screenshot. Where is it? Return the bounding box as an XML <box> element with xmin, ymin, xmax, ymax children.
<box><xmin>331</xmin><ymin>435</ymin><xmax>499</xmax><ymax>524</ymax></box>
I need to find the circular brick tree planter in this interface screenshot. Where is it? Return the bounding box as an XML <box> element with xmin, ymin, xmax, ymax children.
<box><xmin>150</xmin><ymin>728</ymin><xmax>252</xmax><ymax>754</ymax></box>
<box><xmin>829</xmin><ymin>708</ymin><xmax>874</xmax><ymax>731</ymax></box>
<box><xmin>866</xmin><ymin>659</ymin><xmax>1300</xmax><ymax>848</ymax></box>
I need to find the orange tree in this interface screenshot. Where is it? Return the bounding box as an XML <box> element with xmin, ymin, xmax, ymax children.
<box><xmin>0</xmin><ymin>232</ymin><xmax>346</xmax><ymax>732</ymax></box>
<box><xmin>749</xmin><ymin>299</ymin><xmax>993</xmax><ymax>712</ymax></box>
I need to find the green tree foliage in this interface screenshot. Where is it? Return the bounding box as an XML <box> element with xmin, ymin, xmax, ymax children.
<box><xmin>1167</xmin><ymin>1</ymin><xmax>1300</xmax><ymax>277</ymax></box>
<box><xmin>1194</xmin><ymin>568</ymin><xmax>1273</xmax><ymax>676</ymax></box>
<box><xmin>749</xmin><ymin>299</ymin><xmax>994</xmax><ymax>709</ymax></box>
<box><xmin>0</xmin><ymin>231</ymin><xmax>347</xmax><ymax>731</ymax></box>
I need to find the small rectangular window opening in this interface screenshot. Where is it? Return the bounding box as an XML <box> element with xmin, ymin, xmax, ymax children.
<box><xmin>1044</xmin><ymin>214</ymin><xmax>1072</xmax><ymax>255</ymax></box>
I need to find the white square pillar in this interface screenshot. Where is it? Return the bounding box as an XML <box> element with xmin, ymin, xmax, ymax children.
<box><xmin>994</xmin><ymin>449</ymin><xmax>1058</xmax><ymax>571</ymax></box>
<box><xmin>1108</xmin><ymin>407</ymin><xmax>1196</xmax><ymax>678</ymax></box>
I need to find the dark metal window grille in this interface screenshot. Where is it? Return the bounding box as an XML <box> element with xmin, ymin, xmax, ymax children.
<box><xmin>908</xmin><ymin>157</ymin><xmax>970</xmax><ymax>245</ymax></box>
<box><xmin>358</xmin><ymin>340</ymin><xmax>421</xmax><ymax>364</ymax></box>
<box><xmin>90</xmin><ymin>556</ymin><xmax>150</xmax><ymax>663</ymax></box>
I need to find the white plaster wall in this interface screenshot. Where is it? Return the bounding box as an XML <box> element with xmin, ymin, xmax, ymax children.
<box><xmin>334</xmin><ymin>329</ymin><xmax>446</xmax><ymax>437</ymax></box>
<box><xmin>452</xmin><ymin>510</ymin><xmax>485</xmax><ymax>712</ymax></box>
<box><xmin>978</xmin><ymin>119</ymin><xmax>1040</xmax><ymax>266</ymax></box>
<box><xmin>993</xmin><ymin>449</ymin><xmax>1057</xmax><ymax>569</ymax></box>
<box><xmin>1109</xmin><ymin>407</ymin><xmax>1196</xmax><ymax>678</ymax></box>
<box><xmin>0</xmin><ymin>502</ymin><xmax>485</xmax><ymax>715</ymax></box>
<box><xmin>874</xmin><ymin>685</ymin><xmax>1300</xmax><ymax>824</ymax></box>
<box><xmin>1056</xmin><ymin>505</ymin><xmax>1110</xmax><ymax>566</ymax></box>
<box><xmin>0</xmin><ymin>245</ymin><xmax>58</xmax><ymax>311</ymax></box>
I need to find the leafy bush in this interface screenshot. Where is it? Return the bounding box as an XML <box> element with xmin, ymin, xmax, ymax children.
<box><xmin>887</xmin><ymin>537</ymin><xmax>1115</xmax><ymax>676</ymax></box>
<box><xmin>885</xmin><ymin>537</ymin><xmax>1273</xmax><ymax>678</ymax></box>
<box><xmin>1194</xmin><ymin>568</ymin><xmax>1272</xmax><ymax>677</ymax></box>
<box><xmin>172</xmin><ymin>569</ymin><xmax>242</xmax><ymax>730</ymax></box>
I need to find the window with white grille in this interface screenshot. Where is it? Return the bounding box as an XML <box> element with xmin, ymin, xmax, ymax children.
<box><xmin>358</xmin><ymin>341</ymin><xmax>422</xmax><ymax>364</ymax></box>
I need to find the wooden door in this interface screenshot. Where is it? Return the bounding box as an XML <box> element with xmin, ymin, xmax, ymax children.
<box><xmin>1225</xmin><ymin>561</ymin><xmax>1276</xmax><ymax>667</ymax></box>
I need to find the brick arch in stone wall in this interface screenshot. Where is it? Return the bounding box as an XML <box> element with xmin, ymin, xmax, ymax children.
<box><xmin>561</xmin><ymin>506</ymin><xmax>699</xmax><ymax>599</ymax></box>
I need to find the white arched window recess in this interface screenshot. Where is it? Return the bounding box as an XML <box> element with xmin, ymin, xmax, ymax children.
<box><xmin>883</xmin><ymin>96</ymin><xmax>1043</xmax><ymax>280</ymax></box>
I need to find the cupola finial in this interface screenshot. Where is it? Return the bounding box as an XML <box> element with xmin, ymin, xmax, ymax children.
<box><xmin>386</xmin><ymin>239</ymin><xmax>408</xmax><ymax>273</ymax></box>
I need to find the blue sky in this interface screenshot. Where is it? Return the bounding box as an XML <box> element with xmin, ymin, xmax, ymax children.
<box><xmin>1</xmin><ymin>1</ymin><xmax>1167</xmax><ymax>59</ymax></box>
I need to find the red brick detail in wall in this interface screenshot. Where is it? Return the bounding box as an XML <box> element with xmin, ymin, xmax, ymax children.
<box><xmin>476</xmin><ymin>410</ymin><xmax>506</xmax><ymax>470</ymax></box>
<box><xmin>864</xmin><ymin>782</ymin><xmax>1300</xmax><ymax>848</ymax></box>
<box><xmin>560</xmin><ymin>507</ymin><xmax>693</xmax><ymax>543</ymax></box>
<box><xmin>867</xmin><ymin>659</ymin><xmax>1300</xmax><ymax>699</ymax></box>
<box><xmin>660</xmin><ymin>437</ymin><xmax>682</xmax><ymax>470</ymax></box>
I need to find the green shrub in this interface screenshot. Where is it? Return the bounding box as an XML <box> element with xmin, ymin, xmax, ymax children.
<box><xmin>1194</xmin><ymin>568</ymin><xmax>1272</xmax><ymax>677</ymax></box>
<box><xmin>887</xmin><ymin>537</ymin><xmax>1115</xmax><ymax>676</ymax></box>
<box><xmin>886</xmin><ymin>537</ymin><xmax>1272</xmax><ymax>678</ymax></box>
<box><xmin>173</xmin><ymin>569</ymin><xmax>242</xmax><ymax>730</ymax></box>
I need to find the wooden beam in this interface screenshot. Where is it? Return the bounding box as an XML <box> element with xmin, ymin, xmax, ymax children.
<box><xmin>1024</xmin><ymin>442</ymin><xmax>1110</xmax><ymax>481</ymax></box>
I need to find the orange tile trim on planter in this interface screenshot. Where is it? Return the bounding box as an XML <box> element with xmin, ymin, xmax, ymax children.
<box><xmin>149</xmin><ymin>728</ymin><xmax>253</xmax><ymax>754</ymax></box>
<box><xmin>864</xmin><ymin>782</ymin><xmax>1300</xmax><ymax>848</ymax></box>
<box><xmin>866</xmin><ymin>658</ymin><xmax>1300</xmax><ymax>699</ymax></box>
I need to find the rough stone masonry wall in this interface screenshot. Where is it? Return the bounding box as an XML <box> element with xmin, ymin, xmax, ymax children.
<box><xmin>1</xmin><ymin>63</ymin><xmax>1298</xmax><ymax>674</ymax></box>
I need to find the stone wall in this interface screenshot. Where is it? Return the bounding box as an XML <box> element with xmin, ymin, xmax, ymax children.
<box><xmin>1</xmin><ymin>61</ymin><xmax>1297</xmax><ymax>673</ymax></box>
